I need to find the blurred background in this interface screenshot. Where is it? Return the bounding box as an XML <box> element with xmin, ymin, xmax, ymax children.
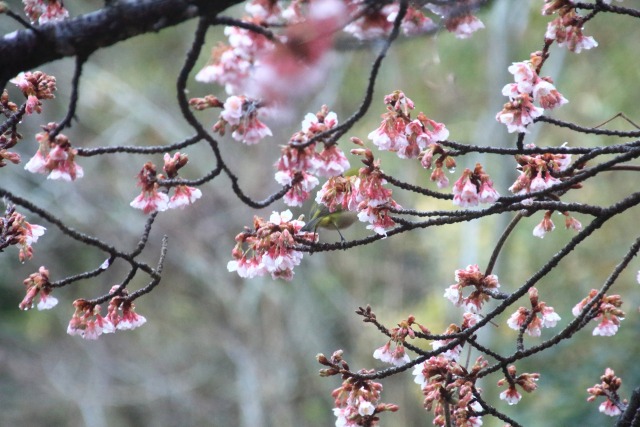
<box><xmin>1</xmin><ymin>1</ymin><xmax>640</xmax><ymax>426</ymax></box>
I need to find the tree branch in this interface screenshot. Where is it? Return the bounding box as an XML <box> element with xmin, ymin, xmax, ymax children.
<box><xmin>0</xmin><ymin>0</ymin><xmax>244</xmax><ymax>85</ymax></box>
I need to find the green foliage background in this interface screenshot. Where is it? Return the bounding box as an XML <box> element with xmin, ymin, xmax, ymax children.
<box><xmin>1</xmin><ymin>1</ymin><xmax>639</xmax><ymax>426</ymax></box>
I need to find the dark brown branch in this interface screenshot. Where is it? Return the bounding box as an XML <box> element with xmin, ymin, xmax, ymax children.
<box><xmin>0</xmin><ymin>0</ymin><xmax>245</xmax><ymax>85</ymax></box>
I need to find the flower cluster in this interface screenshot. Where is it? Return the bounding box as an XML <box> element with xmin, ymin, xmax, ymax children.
<box><xmin>542</xmin><ymin>0</ymin><xmax>598</xmax><ymax>53</ymax></box>
<box><xmin>506</xmin><ymin>287</ymin><xmax>561</xmax><ymax>336</ymax></box>
<box><xmin>228</xmin><ymin>210</ymin><xmax>317</xmax><ymax>281</ymax></box>
<box><xmin>451</xmin><ymin>163</ymin><xmax>500</xmax><ymax>208</ymax></box>
<box><xmin>372</xmin><ymin>315</ymin><xmax>429</xmax><ymax>366</ymax></box>
<box><xmin>343</xmin><ymin>3</ymin><xmax>436</xmax><ymax>40</ymax></box>
<box><xmin>496</xmin><ymin>53</ymin><xmax>568</xmax><ymax>133</ymax></box>
<box><xmin>572</xmin><ymin>289</ymin><xmax>625</xmax><ymax>337</ymax></box>
<box><xmin>130</xmin><ymin>153</ymin><xmax>202</xmax><ymax>213</ymax></box>
<box><xmin>368</xmin><ymin>91</ymin><xmax>449</xmax><ymax>160</ymax></box>
<box><xmin>420</xmin><ymin>142</ymin><xmax>457</xmax><ymax>189</ymax></box>
<box><xmin>22</xmin><ymin>0</ymin><xmax>69</xmax><ymax>24</ymax></box>
<box><xmin>11</xmin><ymin>71</ymin><xmax>57</xmax><ymax>115</ymax></box>
<box><xmin>318</xmin><ymin>350</ymin><xmax>398</xmax><ymax>427</ymax></box>
<box><xmin>67</xmin><ymin>300</ymin><xmax>115</xmax><ymax>340</ymax></box>
<box><xmin>275</xmin><ymin>105</ymin><xmax>349</xmax><ymax>206</ymax></box>
<box><xmin>352</xmin><ymin>147</ymin><xmax>401</xmax><ymax>236</ymax></box>
<box><xmin>343</xmin><ymin>3</ymin><xmax>397</xmax><ymax>40</ymax></box>
<box><xmin>587</xmin><ymin>368</ymin><xmax>627</xmax><ymax>417</ymax></box>
<box><xmin>19</xmin><ymin>266</ymin><xmax>57</xmax><ymax>310</ymax></box>
<box><xmin>24</xmin><ymin>122</ymin><xmax>84</xmax><ymax>181</ymax></box>
<box><xmin>0</xmin><ymin>90</ymin><xmax>22</xmax><ymax>167</ymax></box>
<box><xmin>444</xmin><ymin>264</ymin><xmax>500</xmax><ymax>313</ymax></box>
<box><xmin>0</xmin><ymin>205</ymin><xmax>46</xmax><ymax>262</ymax></box>
<box><xmin>509</xmin><ymin>143</ymin><xmax>572</xmax><ymax>197</ymax></box>
<box><xmin>412</xmin><ymin>355</ymin><xmax>486</xmax><ymax>426</ymax></box>
<box><xmin>161</xmin><ymin>152</ymin><xmax>203</xmax><ymax>209</ymax></box>
<box><xmin>67</xmin><ymin>292</ymin><xmax>147</xmax><ymax>340</ymax></box>
<box><xmin>196</xmin><ymin>0</ymin><xmax>344</xmax><ymax>100</ymax></box>
<box><xmin>425</xmin><ymin>1</ymin><xmax>485</xmax><ymax>39</ymax></box>
<box><xmin>195</xmin><ymin>13</ymin><xmax>272</xmax><ymax>95</ymax></box>
<box><xmin>106</xmin><ymin>286</ymin><xmax>147</xmax><ymax>331</ymax></box>
<box><xmin>216</xmin><ymin>95</ymin><xmax>273</xmax><ymax>144</ymax></box>
<box><xmin>497</xmin><ymin>365</ymin><xmax>540</xmax><ymax>405</ymax></box>
<box><xmin>130</xmin><ymin>162</ymin><xmax>168</xmax><ymax>214</ymax></box>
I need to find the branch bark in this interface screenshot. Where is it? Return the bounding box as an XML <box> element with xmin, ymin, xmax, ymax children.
<box><xmin>0</xmin><ymin>0</ymin><xmax>244</xmax><ymax>85</ymax></box>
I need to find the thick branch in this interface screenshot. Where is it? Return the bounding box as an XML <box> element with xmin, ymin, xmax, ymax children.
<box><xmin>0</xmin><ymin>0</ymin><xmax>244</xmax><ymax>84</ymax></box>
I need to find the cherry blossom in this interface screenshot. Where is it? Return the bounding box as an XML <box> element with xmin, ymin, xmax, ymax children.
<box><xmin>587</xmin><ymin>368</ymin><xmax>626</xmax><ymax>417</ymax></box>
<box><xmin>497</xmin><ymin>54</ymin><xmax>568</xmax><ymax>132</ymax></box>
<box><xmin>452</xmin><ymin>164</ymin><xmax>499</xmax><ymax>208</ymax></box>
<box><xmin>19</xmin><ymin>266</ymin><xmax>58</xmax><ymax>311</ymax></box>
<box><xmin>412</xmin><ymin>354</ymin><xmax>487</xmax><ymax>425</ymax></box>
<box><xmin>161</xmin><ymin>152</ymin><xmax>203</xmax><ymax>209</ymax></box>
<box><xmin>249</xmin><ymin>1</ymin><xmax>345</xmax><ymax>102</ymax></box>
<box><xmin>24</xmin><ymin>123</ymin><xmax>84</xmax><ymax>181</ymax></box>
<box><xmin>22</xmin><ymin>0</ymin><xmax>68</xmax><ymax>24</ymax></box>
<box><xmin>532</xmin><ymin>211</ymin><xmax>555</xmax><ymax>238</ymax></box>
<box><xmin>572</xmin><ymin>290</ymin><xmax>625</xmax><ymax>337</ymax></box>
<box><xmin>509</xmin><ymin>143</ymin><xmax>571</xmax><ymax>198</ymax></box>
<box><xmin>107</xmin><ymin>290</ymin><xmax>147</xmax><ymax>331</ymax></box>
<box><xmin>444</xmin><ymin>264</ymin><xmax>500</xmax><ymax>313</ymax></box>
<box><xmin>546</xmin><ymin>16</ymin><xmax>598</xmax><ymax>53</ymax></box>
<box><xmin>1</xmin><ymin>206</ymin><xmax>47</xmax><ymax>262</ymax></box>
<box><xmin>273</xmin><ymin>106</ymin><xmax>345</xmax><ymax>206</ymax></box>
<box><xmin>67</xmin><ymin>300</ymin><xmax>115</xmax><ymax>340</ymax></box>
<box><xmin>368</xmin><ymin>91</ymin><xmax>449</xmax><ymax>160</ymax></box>
<box><xmin>388</xmin><ymin>7</ymin><xmax>436</xmax><ymax>37</ymax></box>
<box><xmin>195</xmin><ymin>45</ymin><xmax>252</xmax><ymax>95</ymax></box>
<box><xmin>431</xmin><ymin>324</ymin><xmax>463</xmax><ymax>361</ymax></box>
<box><xmin>319</xmin><ymin>351</ymin><xmax>397</xmax><ymax>427</ymax></box>
<box><xmin>343</xmin><ymin>3</ymin><xmax>396</xmax><ymax>40</ymax></box>
<box><xmin>533</xmin><ymin>79</ymin><xmax>569</xmax><ymax>109</ymax></box>
<box><xmin>373</xmin><ymin>341</ymin><xmax>410</xmax><ymax>366</ymax></box>
<box><xmin>214</xmin><ymin>96</ymin><xmax>273</xmax><ymax>144</ymax></box>
<box><xmin>426</xmin><ymin>3</ymin><xmax>485</xmax><ymax>39</ymax></box>
<box><xmin>497</xmin><ymin>365</ymin><xmax>540</xmax><ymax>405</ymax></box>
<box><xmin>507</xmin><ymin>287</ymin><xmax>561</xmax><ymax>336</ymax></box>
<box><xmin>496</xmin><ymin>94</ymin><xmax>544</xmax><ymax>133</ymax></box>
<box><xmin>11</xmin><ymin>71</ymin><xmax>57</xmax><ymax>115</ymax></box>
<box><xmin>228</xmin><ymin>210</ymin><xmax>316</xmax><ymax>281</ymax></box>
<box><xmin>130</xmin><ymin>162</ymin><xmax>169</xmax><ymax>214</ymax></box>
<box><xmin>315</xmin><ymin>173</ymin><xmax>359</xmax><ymax>213</ymax></box>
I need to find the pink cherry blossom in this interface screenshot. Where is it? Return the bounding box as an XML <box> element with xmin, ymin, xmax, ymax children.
<box><xmin>508</xmin><ymin>61</ymin><xmax>536</xmax><ymax>94</ymax></box>
<box><xmin>445</xmin><ymin>264</ymin><xmax>500</xmax><ymax>313</ymax></box>
<box><xmin>24</xmin><ymin>123</ymin><xmax>84</xmax><ymax>181</ymax></box>
<box><xmin>533</xmin><ymin>211</ymin><xmax>555</xmax><ymax>238</ymax></box>
<box><xmin>546</xmin><ymin>17</ymin><xmax>598</xmax><ymax>53</ymax></box>
<box><xmin>533</xmin><ymin>79</ymin><xmax>569</xmax><ymax>109</ymax></box>
<box><xmin>572</xmin><ymin>290</ymin><xmax>625</xmax><ymax>336</ymax></box>
<box><xmin>229</xmin><ymin>210</ymin><xmax>316</xmax><ymax>281</ymax></box>
<box><xmin>343</xmin><ymin>4</ymin><xmax>396</xmax><ymax>40</ymax></box>
<box><xmin>373</xmin><ymin>341</ymin><xmax>411</xmax><ymax>366</ymax></box>
<box><xmin>453</xmin><ymin>164</ymin><xmax>500</xmax><ymax>208</ymax></box>
<box><xmin>168</xmin><ymin>185</ymin><xmax>202</xmax><ymax>209</ymax></box>
<box><xmin>388</xmin><ymin>7</ymin><xmax>436</xmax><ymax>36</ymax></box>
<box><xmin>500</xmin><ymin>388</ymin><xmax>522</xmax><ymax>405</ymax></box>
<box><xmin>599</xmin><ymin>399</ymin><xmax>622</xmax><ymax>416</ymax></box>
<box><xmin>312</xmin><ymin>145</ymin><xmax>350</xmax><ymax>178</ymax></box>
<box><xmin>130</xmin><ymin>188</ymin><xmax>169</xmax><ymax>214</ymax></box>
<box><xmin>446</xmin><ymin>14</ymin><xmax>485</xmax><ymax>39</ymax></box>
<box><xmin>67</xmin><ymin>300</ymin><xmax>115</xmax><ymax>340</ymax></box>
<box><xmin>496</xmin><ymin>94</ymin><xmax>544</xmax><ymax>133</ymax></box>
<box><xmin>20</xmin><ymin>266</ymin><xmax>57</xmax><ymax>311</ymax></box>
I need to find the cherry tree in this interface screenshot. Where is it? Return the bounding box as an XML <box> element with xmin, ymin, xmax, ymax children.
<box><xmin>1</xmin><ymin>0</ymin><xmax>640</xmax><ymax>425</ymax></box>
